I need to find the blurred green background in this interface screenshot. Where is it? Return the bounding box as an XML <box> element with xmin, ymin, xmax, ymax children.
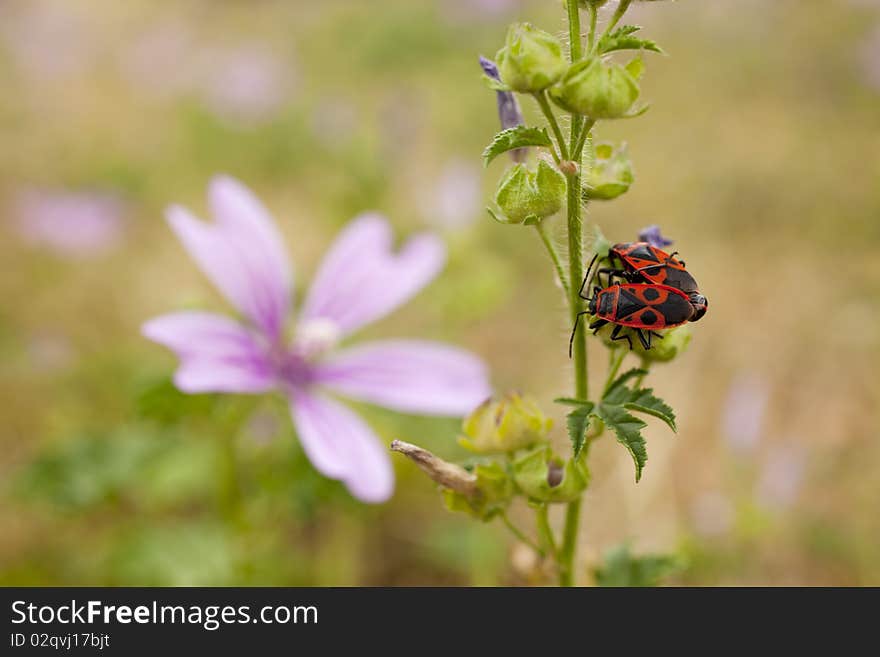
<box><xmin>1</xmin><ymin>0</ymin><xmax>878</xmax><ymax>586</ymax></box>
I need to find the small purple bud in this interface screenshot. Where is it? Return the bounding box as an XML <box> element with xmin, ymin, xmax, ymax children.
<box><xmin>638</xmin><ymin>224</ymin><xmax>674</xmax><ymax>249</ymax></box>
<box><xmin>479</xmin><ymin>56</ymin><xmax>526</xmax><ymax>162</ymax></box>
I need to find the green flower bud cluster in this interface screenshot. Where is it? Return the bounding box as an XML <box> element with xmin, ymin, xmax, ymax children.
<box><xmin>495</xmin><ymin>23</ymin><xmax>567</xmax><ymax>94</ymax></box>
<box><xmin>493</xmin><ymin>160</ymin><xmax>566</xmax><ymax>224</ymax></box>
<box><xmin>550</xmin><ymin>57</ymin><xmax>643</xmax><ymax>120</ymax></box>
<box><xmin>512</xmin><ymin>445</ymin><xmax>589</xmax><ymax>503</ymax></box>
<box><xmin>493</xmin><ymin>23</ymin><xmax>646</xmax><ymax>122</ymax></box>
<box><xmin>583</xmin><ymin>142</ymin><xmax>634</xmax><ymax>201</ymax></box>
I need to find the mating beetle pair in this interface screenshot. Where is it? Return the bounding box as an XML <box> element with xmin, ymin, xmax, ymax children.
<box><xmin>570</xmin><ymin>242</ymin><xmax>709</xmax><ymax>354</ymax></box>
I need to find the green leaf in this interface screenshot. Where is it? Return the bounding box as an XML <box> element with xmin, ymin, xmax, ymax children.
<box><xmin>624</xmin><ymin>387</ymin><xmax>677</xmax><ymax>432</ymax></box>
<box><xmin>594</xmin><ymin>543</ymin><xmax>680</xmax><ymax>587</ymax></box>
<box><xmin>483</xmin><ymin>126</ymin><xmax>552</xmax><ymax>167</ymax></box>
<box><xmin>625</xmin><ymin>56</ymin><xmax>645</xmax><ymax>81</ymax></box>
<box><xmin>620</xmin><ymin>104</ymin><xmax>651</xmax><ymax>119</ymax></box>
<box><xmin>554</xmin><ymin>397</ymin><xmax>592</xmax><ymax>406</ymax></box>
<box><xmin>598</xmin><ymin>25</ymin><xmax>664</xmax><ymax>56</ymax></box>
<box><xmin>565</xmin><ymin>402</ymin><xmax>595</xmax><ymax>457</ymax></box>
<box><xmin>603</xmin><ymin>368</ymin><xmax>648</xmax><ymax>402</ymax></box>
<box><xmin>594</xmin><ymin>403</ymin><xmax>647</xmax><ymax>481</ymax></box>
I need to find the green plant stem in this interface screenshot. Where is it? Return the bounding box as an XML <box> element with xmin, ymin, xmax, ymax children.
<box><xmin>535</xmin><ymin>505</ymin><xmax>557</xmax><ymax>558</ymax></box>
<box><xmin>599</xmin><ymin>0</ymin><xmax>632</xmax><ymax>44</ymax></box>
<box><xmin>566</xmin><ymin>177</ymin><xmax>587</xmax><ymax>402</ymax></box>
<box><xmin>567</xmin><ymin>0</ymin><xmax>583</xmax><ymax>61</ymax></box>
<box><xmin>587</xmin><ymin>4</ymin><xmax>599</xmax><ymax>53</ymax></box>
<box><xmin>604</xmin><ymin>347</ymin><xmax>628</xmax><ymax>395</ymax></box>
<box><xmin>559</xmin><ymin>0</ymin><xmax>592</xmax><ymax>588</ymax></box>
<box><xmin>501</xmin><ymin>512</ymin><xmax>544</xmax><ymax>557</ymax></box>
<box><xmin>535</xmin><ymin>221</ymin><xmax>570</xmax><ymax>297</ymax></box>
<box><xmin>534</xmin><ymin>91</ymin><xmax>568</xmax><ymax>161</ymax></box>
<box><xmin>558</xmin><ymin>497</ymin><xmax>581</xmax><ymax>586</ymax></box>
<box><xmin>572</xmin><ymin>118</ymin><xmax>595</xmax><ymax>164</ymax></box>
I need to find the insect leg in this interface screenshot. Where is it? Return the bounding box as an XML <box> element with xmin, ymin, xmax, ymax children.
<box><xmin>589</xmin><ymin>318</ymin><xmax>609</xmax><ymax>333</ymax></box>
<box><xmin>650</xmin><ymin>331</ymin><xmax>665</xmax><ymax>340</ymax></box>
<box><xmin>578</xmin><ymin>253</ymin><xmax>599</xmax><ymax>301</ymax></box>
<box><xmin>610</xmin><ymin>324</ymin><xmax>634</xmax><ymax>350</ymax></box>
<box><xmin>570</xmin><ymin>311</ymin><xmax>590</xmax><ymax>358</ymax></box>
<box><xmin>636</xmin><ymin>328</ymin><xmax>651</xmax><ymax>350</ymax></box>
<box><xmin>597</xmin><ymin>267</ymin><xmax>627</xmax><ymax>287</ymax></box>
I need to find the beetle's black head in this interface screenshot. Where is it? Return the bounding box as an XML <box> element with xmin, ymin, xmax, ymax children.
<box><xmin>689</xmin><ymin>293</ymin><xmax>708</xmax><ymax>321</ymax></box>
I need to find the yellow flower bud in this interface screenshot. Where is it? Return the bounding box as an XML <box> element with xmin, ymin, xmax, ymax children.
<box><xmin>458</xmin><ymin>392</ymin><xmax>552</xmax><ymax>454</ymax></box>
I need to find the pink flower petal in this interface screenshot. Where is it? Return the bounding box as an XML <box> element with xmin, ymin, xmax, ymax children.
<box><xmin>315</xmin><ymin>340</ymin><xmax>491</xmax><ymax>416</ymax></box>
<box><xmin>166</xmin><ymin>177</ymin><xmax>292</xmax><ymax>340</ymax></box>
<box><xmin>289</xmin><ymin>390</ymin><xmax>394</xmax><ymax>503</ymax></box>
<box><xmin>299</xmin><ymin>214</ymin><xmax>445</xmax><ymax>336</ymax></box>
<box><xmin>142</xmin><ymin>312</ymin><xmax>275</xmax><ymax>394</ymax></box>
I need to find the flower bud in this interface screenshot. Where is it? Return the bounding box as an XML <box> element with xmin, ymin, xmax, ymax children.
<box><xmin>458</xmin><ymin>392</ymin><xmax>552</xmax><ymax>454</ymax></box>
<box><xmin>512</xmin><ymin>445</ymin><xmax>589</xmax><ymax>503</ymax></box>
<box><xmin>638</xmin><ymin>224</ymin><xmax>673</xmax><ymax>249</ymax></box>
<box><xmin>391</xmin><ymin>440</ymin><xmax>513</xmax><ymax>521</ymax></box>
<box><xmin>594</xmin><ymin>323</ymin><xmax>692</xmax><ymax>362</ymax></box>
<box><xmin>641</xmin><ymin>325</ymin><xmax>692</xmax><ymax>363</ymax></box>
<box><xmin>443</xmin><ymin>462</ymin><xmax>514</xmax><ymax>521</ymax></box>
<box><xmin>493</xmin><ymin>160</ymin><xmax>566</xmax><ymax>225</ymax></box>
<box><xmin>495</xmin><ymin>23</ymin><xmax>566</xmax><ymax>94</ymax></box>
<box><xmin>550</xmin><ymin>57</ymin><xmax>641</xmax><ymax>119</ymax></box>
<box><xmin>583</xmin><ymin>142</ymin><xmax>634</xmax><ymax>201</ymax></box>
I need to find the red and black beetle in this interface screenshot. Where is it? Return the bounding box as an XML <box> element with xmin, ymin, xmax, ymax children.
<box><xmin>569</xmin><ymin>254</ymin><xmax>701</xmax><ymax>354</ymax></box>
<box><xmin>600</xmin><ymin>242</ymin><xmax>708</xmax><ymax>321</ymax></box>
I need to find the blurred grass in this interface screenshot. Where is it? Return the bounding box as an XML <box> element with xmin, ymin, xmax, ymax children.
<box><xmin>0</xmin><ymin>0</ymin><xmax>879</xmax><ymax>585</ymax></box>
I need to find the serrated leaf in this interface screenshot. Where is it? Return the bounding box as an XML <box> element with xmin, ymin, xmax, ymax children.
<box><xmin>598</xmin><ymin>25</ymin><xmax>664</xmax><ymax>56</ymax></box>
<box><xmin>603</xmin><ymin>368</ymin><xmax>648</xmax><ymax>402</ymax></box>
<box><xmin>594</xmin><ymin>403</ymin><xmax>647</xmax><ymax>481</ymax></box>
<box><xmin>483</xmin><ymin>126</ymin><xmax>552</xmax><ymax>167</ymax></box>
<box><xmin>565</xmin><ymin>402</ymin><xmax>595</xmax><ymax>457</ymax></box>
<box><xmin>624</xmin><ymin>387</ymin><xmax>677</xmax><ymax>432</ymax></box>
<box><xmin>554</xmin><ymin>397</ymin><xmax>592</xmax><ymax>407</ymax></box>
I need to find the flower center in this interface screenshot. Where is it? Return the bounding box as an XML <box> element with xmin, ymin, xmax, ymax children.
<box><xmin>293</xmin><ymin>318</ymin><xmax>342</xmax><ymax>360</ymax></box>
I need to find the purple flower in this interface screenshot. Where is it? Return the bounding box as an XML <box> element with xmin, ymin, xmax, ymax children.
<box><xmin>13</xmin><ymin>189</ymin><xmax>126</xmax><ymax>258</ymax></box>
<box><xmin>720</xmin><ymin>373</ymin><xmax>769</xmax><ymax>455</ymax></box>
<box><xmin>637</xmin><ymin>224</ymin><xmax>674</xmax><ymax>249</ymax></box>
<box><xmin>427</xmin><ymin>160</ymin><xmax>481</xmax><ymax>230</ymax></box>
<box><xmin>755</xmin><ymin>443</ymin><xmax>807</xmax><ymax>511</ymax></box>
<box><xmin>142</xmin><ymin>176</ymin><xmax>492</xmax><ymax>503</ymax></box>
<box><xmin>479</xmin><ymin>56</ymin><xmax>526</xmax><ymax>162</ymax></box>
<box><xmin>197</xmin><ymin>45</ymin><xmax>294</xmax><ymax>127</ymax></box>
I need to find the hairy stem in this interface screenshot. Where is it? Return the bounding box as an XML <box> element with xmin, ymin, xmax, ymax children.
<box><xmin>587</xmin><ymin>4</ymin><xmax>599</xmax><ymax>53</ymax></box>
<box><xmin>534</xmin><ymin>91</ymin><xmax>568</xmax><ymax>161</ymax></box>
<box><xmin>567</xmin><ymin>0</ymin><xmax>583</xmax><ymax>61</ymax></box>
<box><xmin>535</xmin><ymin>221</ymin><xmax>570</xmax><ymax>297</ymax></box>
<box><xmin>599</xmin><ymin>0</ymin><xmax>632</xmax><ymax>44</ymax></box>
<box><xmin>572</xmin><ymin>118</ymin><xmax>595</xmax><ymax>165</ymax></box>
<box><xmin>559</xmin><ymin>0</ymin><xmax>590</xmax><ymax>588</ymax></box>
